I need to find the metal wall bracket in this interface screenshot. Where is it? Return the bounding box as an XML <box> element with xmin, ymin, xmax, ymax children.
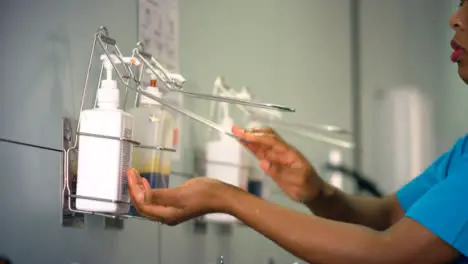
<box><xmin>61</xmin><ymin>117</ymin><xmax>85</xmax><ymax>228</ymax></box>
<box><xmin>61</xmin><ymin>117</ymin><xmax>163</xmax><ymax>227</ymax></box>
<box><xmin>60</xmin><ymin>26</ymin><xmax>296</xmax><ymax>228</ymax></box>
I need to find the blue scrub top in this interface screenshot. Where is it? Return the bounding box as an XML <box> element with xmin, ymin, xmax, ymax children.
<box><xmin>397</xmin><ymin>135</ymin><xmax>468</xmax><ymax>263</ymax></box>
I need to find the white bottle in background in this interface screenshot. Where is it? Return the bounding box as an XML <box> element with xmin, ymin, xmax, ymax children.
<box><xmin>204</xmin><ymin>105</ymin><xmax>249</xmax><ymax>223</ymax></box>
<box><xmin>76</xmin><ymin>54</ymin><xmax>134</xmax><ymax>214</ymax></box>
<box><xmin>128</xmin><ymin>73</ymin><xmax>175</xmax><ymax>190</ymax></box>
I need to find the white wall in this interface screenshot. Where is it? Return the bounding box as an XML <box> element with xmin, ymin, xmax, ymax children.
<box><xmin>177</xmin><ymin>1</ymin><xmax>355</xmax><ymax>263</ymax></box>
<box><xmin>181</xmin><ymin>0</ymin><xmax>354</xmax><ymax>170</ymax></box>
<box><xmin>0</xmin><ymin>1</ymin><xmax>163</xmax><ymax>263</ymax></box>
<box><xmin>358</xmin><ymin>0</ymin><xmax>450</xmax><ymax>190</ymax></box>
<box><xmin>0</xmin><ymin>0</ymin><xmax>137</xmax><ymax>150</ymax></box>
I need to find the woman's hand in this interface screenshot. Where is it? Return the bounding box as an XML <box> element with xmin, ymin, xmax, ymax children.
<box><xmin>127</xmin><ymin>168</ymin><xmax>230</xmax><ymax>225</ymax></box>
<box><xmin>232</xmin><ymin>125</ymin><xmax>325</xmax><ymax>204</ymax></box>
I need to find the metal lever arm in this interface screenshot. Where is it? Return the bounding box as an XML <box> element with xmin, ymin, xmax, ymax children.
<box><xmin>136</xmin><ymin>87</ymin><xmax>245</xmax><ymax>141</ymax></box>
<box><xmin>96</xmin><ymin>31</ymin><xmax>135</xmax><ymax>89</ymax></box>
<box><xmin>281</xmin><ymin>126</ymin><xmax>354</xmax><ymax>149</ymax></box>
<box><xmin>132</xmin><ymin>48</ymin><xmax>296</xmax><ymax>113</ymax></box>
<box><xmin>212</xmin><ymin>80</ymin><xmax>355</xmax><ymax>148</ymax></box>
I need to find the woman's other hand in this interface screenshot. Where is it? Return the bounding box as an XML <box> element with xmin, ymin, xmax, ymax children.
<box><xmin>232</xmin><ymin>125</ymin><xmax>325</xmax><ymax>204</ymax></box>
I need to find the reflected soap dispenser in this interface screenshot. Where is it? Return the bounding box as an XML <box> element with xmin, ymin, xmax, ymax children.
<box><xmin>76</xmin><ymin>54</ymin><xmax>134</xmax><ymax>214</ymax></box>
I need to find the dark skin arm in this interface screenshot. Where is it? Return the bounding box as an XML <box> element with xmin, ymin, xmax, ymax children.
<box><xmin>307</xmin><ymin>183</ymin><xmax>404</xmax><ymax>230</ymax></box>
<box><xmin>127</xmin><ymin>169</ymin><xmax>461</xmax><ymax>264</ymax></box>
<box><xmin>231</xmin><ymin>126</ymin><xmax>403</xmax><ymax>230</ymax></box>
<box><xmin>226</xmin><ymin>186</ymin><xmax>460</xmax><ymax>264</ymax></box>
<box><xmin>127</xmin><ymin>125</ymin><xmax>461</xmax><ymax>263</ymax></box>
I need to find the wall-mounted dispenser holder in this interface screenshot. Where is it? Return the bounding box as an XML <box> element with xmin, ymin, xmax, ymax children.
<box><xmin>61</xmin><ymin>27</ymin><xmax>176</xmax><ymax>226</ymax></box>
<box><xmin>61</xmin><ymin>117</ymin><xmax>85</xmax><ymax>228</ymax></box>
<box><xmin>61</xmin><ymin>26</ymin><xmax>296</xmax><ymax>227</ymax></box>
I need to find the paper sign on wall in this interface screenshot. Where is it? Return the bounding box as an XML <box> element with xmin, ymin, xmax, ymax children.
<box><xmin>138</xmin><ymin>0</ymin><xmax>182</xmax><ymax>161</ymax></box>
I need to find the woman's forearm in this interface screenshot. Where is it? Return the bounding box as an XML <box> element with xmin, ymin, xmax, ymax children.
<box><xmin>221</xmin><ymin>186</ymin><xmax>387</xmax><ymax>264</ymax></box>
<box><xmin>304</xmin><ymin>182</ymin><xmax>400</xmax><ymax>231</ymax></box>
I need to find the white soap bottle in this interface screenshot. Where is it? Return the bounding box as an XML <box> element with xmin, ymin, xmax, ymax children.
<box><xmin>128</xmin><ymin>72</ymin><xmax>175</xmax><ymax>190</ymax></box>
<box><xmin>205</xmin><ymin>103</ymin><xmax>249</xmax><ymax>223</ymax></box>
<box><xmin>76</xmin><ymin>54</ymin><xmax>134</xmax><ymax>214</ymax></box>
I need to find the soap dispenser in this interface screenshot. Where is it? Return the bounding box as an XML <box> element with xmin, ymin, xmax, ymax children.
<box><xmin>75</xmin><ymin>53</ymin><xmax>134</xmax><ymax>214</ymax></box>
<box><xmin>128</xmin><ymin>69</ymin><xmax>175</xmax><ymax>190</ymax></box>
<box><xmin>204</xmin><ymin>101</ymin><xmax>249</xmax><ymax>223</ymax></box>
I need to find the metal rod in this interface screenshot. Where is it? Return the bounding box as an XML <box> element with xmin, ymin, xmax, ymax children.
<box><xmin>136</xmin><ymin>87</ymin><xmax>245</xmax><ymax>141</ymax></box>
<box><xmin>251</xmin><ymin>114</ymin><xmax>353</xmax><ymax>135</ymax></box>
<box><xmin>134</xmin><ymin>61</ymin><xmax>145</xmax><ymax>108</ymax></box>
<box><xmin>0</xmin><ymin>137</ymin><xmax>62</xmax><ymax>152</ymax></box>
<box><xmin>268</xmin><ymin>119</ymin><xmax>353</xmax><ymax>135</ymax></box>
<box><xmin>280</xmin><ymin>126</ymin><xmax>354</xmax><ymax>149</ymax></box>
<box><xmin>132</xmin><ymin>49</ymin><xmax>296</xmax><ymax>112</ymax></box>
<box><xmin>135</xmin><ymin>145</ymin><xmax>176</xmax><ymax>152</ymax></box>
<box><xmin>70</xmin><ymin>194</ymin><xmax>130</xmax><ymax>205</ymax></box>
<box><xmin>171</xmin><ymin>90</ymin><xmax>296</xmax><ymax>112</ymax></box>
<box><xmin>212</xmin><ymin>80</ymin><xmax>353</xmax><ymax>138</ymax></box>
<box><xmin>79</xmin><ymin>35</ymin><xmax>98</xmax><ymax>124</ymax></box>
<box><xmin>77</xmin><ymin>132</ymin><xmax>175</xmax><ymax>151</ymax></box>
<box><xmin>77</xmin><ymin>132</ymin><xmax>140</xmax><ymax>146</ymax></box>
<box><xmin>213</xmin><ymin>84</ymin><xmax>355</xmax><ymax>147</ymax></box>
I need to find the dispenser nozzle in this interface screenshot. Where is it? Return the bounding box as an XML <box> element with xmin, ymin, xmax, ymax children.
<box><xmin>100</xmin><ymin>54</ymin><xmax>121</xmax><ymax>80</ymax></box>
